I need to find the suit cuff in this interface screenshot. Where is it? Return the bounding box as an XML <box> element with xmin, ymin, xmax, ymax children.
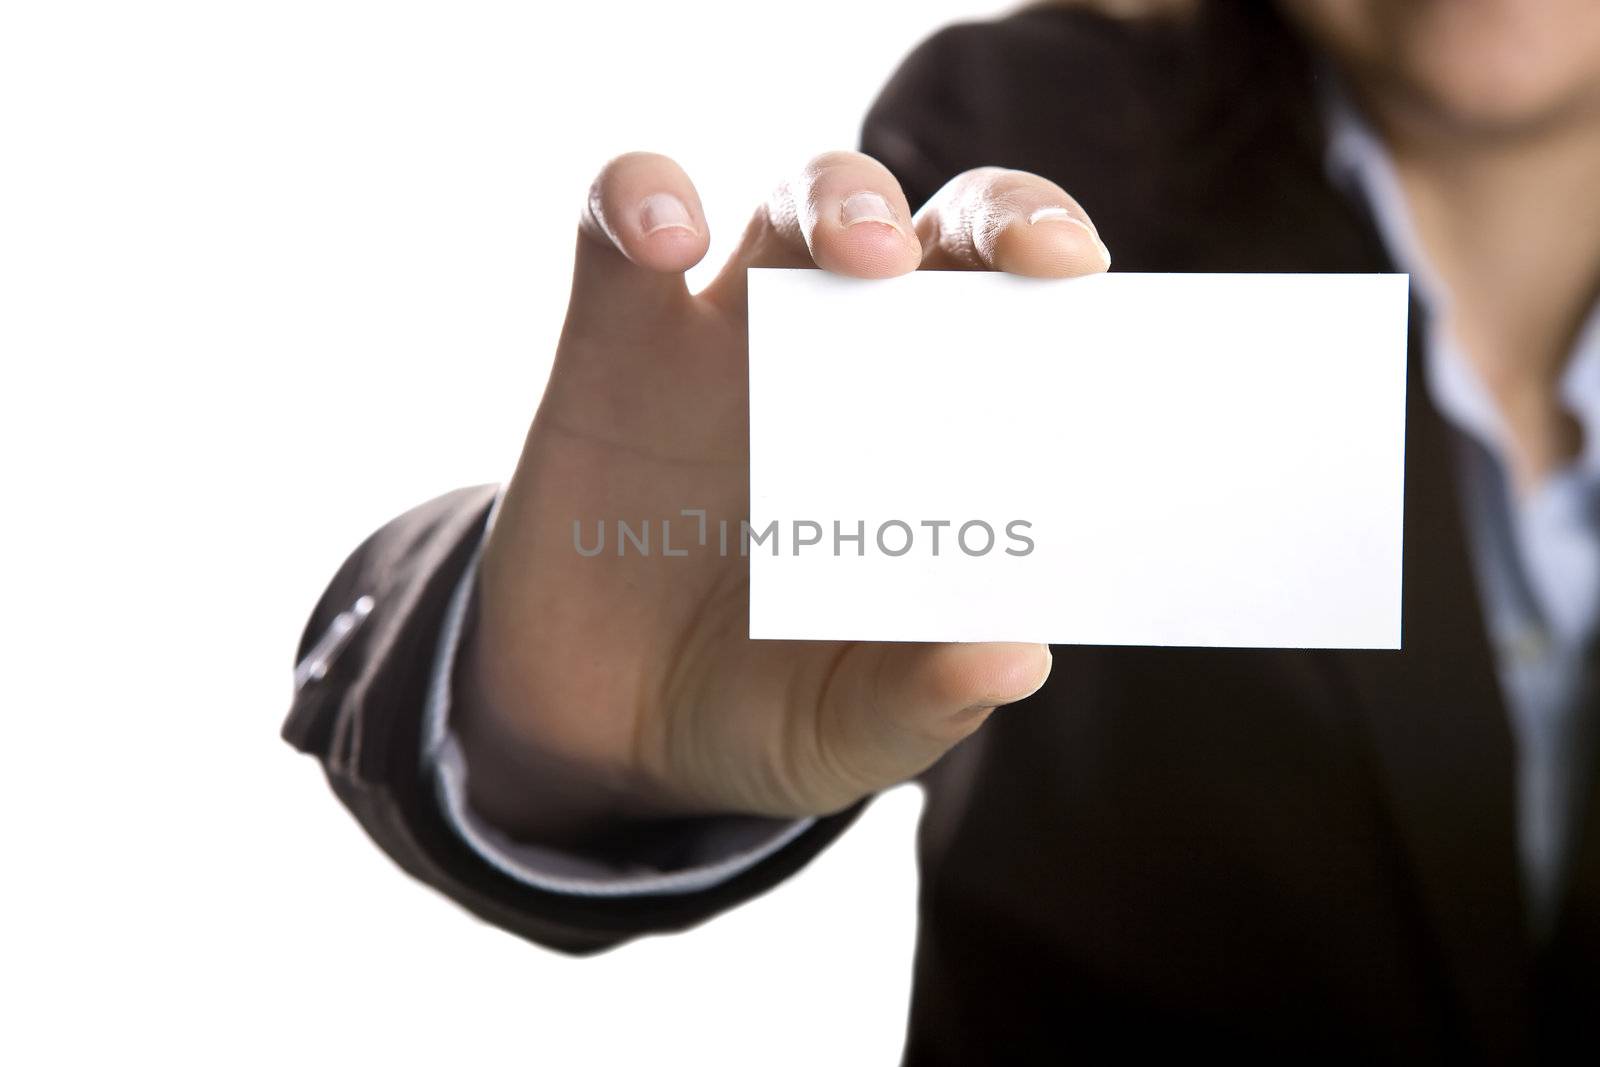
<box><xmin>419</xmin><ymin>493</ymin><xmax>815</xmax><ymax>897</ymax></box>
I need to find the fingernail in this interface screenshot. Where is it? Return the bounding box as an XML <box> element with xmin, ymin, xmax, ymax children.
<box><xmin>1029</xmin><ymin>207</ymin><xmax>1111</xmax><ymax>267</ymax></box>
<box><xmin>640</xmin><ymin>192</ymin><xmax>696</xmax><ymax>236</ymax></box>
<box><xmin>840</xmin><ymin>191</ymin><xmax>901</xmax><ymax>231</ymax></box>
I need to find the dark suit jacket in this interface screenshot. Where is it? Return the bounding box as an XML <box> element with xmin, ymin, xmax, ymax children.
<box><xmin>283</xmin><ymin>3</ymin><xmax>1600</xmax><ymax>1061</ymax></box>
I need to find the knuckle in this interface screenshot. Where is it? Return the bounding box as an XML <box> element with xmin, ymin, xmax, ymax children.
<box><xmin>984</xmin><ymin>171</ymin><xmax>1053</xmax><ymax>207</ymax></box>
<box><xmin>760</xmin><ymin>179</ymin><xmax>804</xmax><ymax>244</ymax></box>
<box><xmin>957</xmin><ymin>166</ymin><xmax>1072</xmax><ymax>210</ymax></box>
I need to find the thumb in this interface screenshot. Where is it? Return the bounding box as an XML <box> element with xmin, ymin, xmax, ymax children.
<box><xmin>808</xmin><ymin>641</ymin><xmax>1052</xmax><ymax>804</ymax></box>
<box><xmin>566</xmin><ymin>151</ymin><xmax>710</xmax><ymax>335</ymax></box>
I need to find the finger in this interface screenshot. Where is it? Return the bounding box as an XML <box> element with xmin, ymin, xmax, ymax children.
<box><xmin>568</xmin><ymin>151</ymin><xmax>711</xmax><ymax>325</ymax></box>
<box><xmin>915</xmin><ymin>166</ymin><xmax>1111</xmax><ymax>276</ymax></box>
<box><xmin>701</xmin><ymin>150</ymin><xmax>922</xmax><ymax>313</ymax></box>
<box><xmin>811</xmin><ymin>641</ymin><xmax>1053</xmax><ymax>801</ymax></box>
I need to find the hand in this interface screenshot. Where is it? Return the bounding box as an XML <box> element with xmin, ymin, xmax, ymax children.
<box><xmin>457</xmin><ymin>150</ymin><xmax>1112</xmax><ymax>842</ymax></box>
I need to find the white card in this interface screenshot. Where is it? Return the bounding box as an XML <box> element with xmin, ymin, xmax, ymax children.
<box><xmin>746</xmin><ymin>269</ymin><xmax>1409</xmax><ymax>649</ymax></box>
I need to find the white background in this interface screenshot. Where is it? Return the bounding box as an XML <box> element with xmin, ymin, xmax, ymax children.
<box><xmin>1</xmin><ymin>2</ymin><xmax>1010</xmax><ymax>1063</ymax></box>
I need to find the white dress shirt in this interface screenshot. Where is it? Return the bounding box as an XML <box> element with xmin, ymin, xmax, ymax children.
<box><xmin>1325</xmin><ymin>86</ymin><xmax>1600</xmax><ymax>940</ymax></box>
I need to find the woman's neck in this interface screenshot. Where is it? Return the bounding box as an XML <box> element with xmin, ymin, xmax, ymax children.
<box><xmin>1364</xmin><ymin>91</ymin><xmax>1600</xmax><ymax>493</ymax></box>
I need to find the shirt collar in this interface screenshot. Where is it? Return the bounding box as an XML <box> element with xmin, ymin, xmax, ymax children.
<box><xmin>1316</xmin><ymin>71</ymin><xmax>1600</xmax><ymax>481</ymax></box>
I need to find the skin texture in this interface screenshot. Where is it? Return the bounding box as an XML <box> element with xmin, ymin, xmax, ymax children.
<box><xmin>463</xmin><ymin>2</ymin><xmax>1600</xmax><ymax>841</ymax></box>
<box><xmin>459</xmin><ymin>152</ymin><xmax>1109</xmax><ymax>841</ymax></box>
<box><xmin>1276</xmin><ymin>0</ymin><xmax>1600</xmax><ymax>136</ymax></box>
<box><xmin>1278</xmin><ymin>0</ymin><xmax>1600</xmax><ymax>492</ymax></box>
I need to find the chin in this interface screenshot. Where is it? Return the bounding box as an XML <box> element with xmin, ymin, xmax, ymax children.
<box><xmin>1280</xmin><ymin>0</ymin><xmax>1600</xmax><ymax>138</ymax></box>
<box><xmin>1396</xmin><ymin>23</ymin><xmax>1600</xmax><ymax>136</ymax></box>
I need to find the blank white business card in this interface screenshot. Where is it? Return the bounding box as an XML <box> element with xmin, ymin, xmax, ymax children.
<box><xmin>746</xmin><ymin>269</ymin><xmax>1409</xmax><ymax>649</ymax></box>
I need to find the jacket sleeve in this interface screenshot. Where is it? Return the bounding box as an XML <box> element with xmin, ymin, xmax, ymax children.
<box><xmin>281</xmin><ymin>485</ymin><xmax>863</xmax><ymax>954</ymax></box>
<box><xmin>276</xmin><ymin>12</ymin><xmax>1089</xmax><ymax>954</ymax></box>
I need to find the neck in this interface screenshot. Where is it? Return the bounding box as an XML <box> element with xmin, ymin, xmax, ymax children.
<box><xmin>1364</xmin><ymin>94</ymin><xmax>1600</xmax><ymax>492</ymax></box>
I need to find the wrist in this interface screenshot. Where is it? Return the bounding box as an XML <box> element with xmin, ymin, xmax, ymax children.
<box><xmin>451</xmin><ymin>601</ymin><xmax>685</xmax><ymax>846</ymax></box>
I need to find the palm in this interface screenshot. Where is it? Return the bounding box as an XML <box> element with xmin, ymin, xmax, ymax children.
<box><xmin>466</xmin><ymin>151</ymin><xmax>1105</xmax><ymax>830</ymax></box>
